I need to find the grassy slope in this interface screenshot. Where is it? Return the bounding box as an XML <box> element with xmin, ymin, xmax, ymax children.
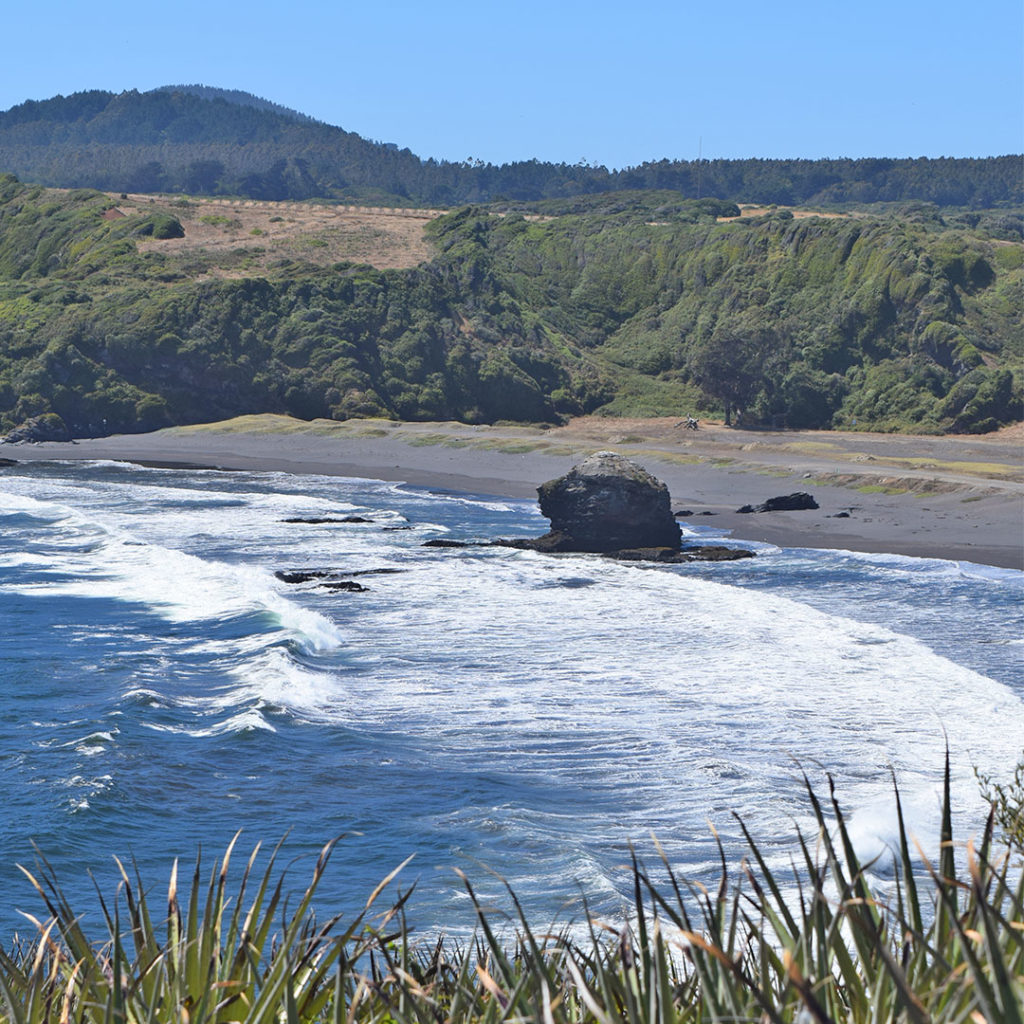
<box><xmin>0</xmin><ymin>176</ymin><xmax>1020</xmax><ymax>437</ymax></box>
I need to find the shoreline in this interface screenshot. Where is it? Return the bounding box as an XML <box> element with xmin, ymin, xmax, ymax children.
<box><xmin>4</xmin><ymin>415</ymin><xmax>1022</xmax><ymax>570</ymax></box>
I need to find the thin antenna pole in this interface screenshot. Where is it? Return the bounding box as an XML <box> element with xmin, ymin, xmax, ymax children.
<box><xmin>696</xmin><ymin>136</ymin><xmax>702</xmax><ymax>199</ymax></box>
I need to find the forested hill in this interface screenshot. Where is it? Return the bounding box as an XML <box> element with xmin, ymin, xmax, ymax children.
<box><xmin>0</xmin><ymin>177</ymin><xmax>1019</xmax><ymax>439</ymax></box>
<box><xmin>0</xmin><ymin>88</ymin><xmax>1020</xmax><ymax>207</ymax></box>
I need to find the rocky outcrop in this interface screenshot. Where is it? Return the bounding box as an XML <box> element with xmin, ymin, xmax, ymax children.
<box><xmin>532</xmin><ymin>451</ymin><xmax>682</xmax><ymax>552</ymax></box>
<box><xmin>600</xmin><ymin>545</ymin><xmax>754</xmax><ymax>563</ymax></box>
<box><xmin>282</xmin><ymin>515</ymin><xmax>375</xmax><ymax>524</ymax></box>
<box><xmin>737</xmin><ymin>492</ymin><xmax>819</xmax><ymax>513</ymax></box>
<box><xmin>3</xmin><ymin>413</ymin><xmax>71</xmax><ymax>443</ymax></box>
<box><xmin>421</xmin><ymin>452</ymin><xmax>755</xmax><ymax>563</ymax></box>
<box><xmin>275</xmin><ymin>566</ymin><xmax>404</xmax><ymax>590</ymax></box>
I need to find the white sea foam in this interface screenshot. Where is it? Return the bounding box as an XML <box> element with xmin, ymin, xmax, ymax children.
<box><xmin>302</xmin><ymin>546</ymin><xmax>1023</xmax><ymax>867</ymax></box>
<box><xmin>146</xmin><ymin>707</ymin><xmax>277</xmax><ymax>737</ymax></box>
<box><xmin>832</xmin><ymin>546</ymin><xmax>1022</xmax><ymax>583</ymax></box>
<box><xmin>0</xmin><ymin>487</ymin><xmax>345</xmax><ymax>652</ymax></box>
<box><xmin>3</xmin><ymin>463</ymin><xmax>1021</xmax><ymax>927</ymax></box>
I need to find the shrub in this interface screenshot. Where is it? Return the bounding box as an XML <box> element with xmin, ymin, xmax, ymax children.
<box><xmin>135</xmin><ymin>214</ymin><xmax>185</xmax><ymax>240</ymax></box>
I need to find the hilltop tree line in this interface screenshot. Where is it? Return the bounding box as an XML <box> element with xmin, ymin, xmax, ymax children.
<box><xmin>0</xmin><ymin>89</ymin><xmax>1020</xmax><ymax>208</ymax></box>
<box><xmin>0</xmin><ymin>176</ymin><xmax>1019</xmax><ymax>438</ymax></box>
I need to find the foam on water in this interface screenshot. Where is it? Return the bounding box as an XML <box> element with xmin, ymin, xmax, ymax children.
<box><xmin>0</xmin><ymin>487</ymin><xmax>344</xmax><ymax>652</ymax></box>
<box><xmin>1</xmin><ymin>461</ymin><xmax>1021</xmax><ymax>933</ymax></box>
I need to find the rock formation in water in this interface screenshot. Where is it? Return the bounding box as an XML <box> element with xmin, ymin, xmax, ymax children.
<box><xmin>532</xmin><ymin>451</ymin><xmax>682</xmax><ymax>552</ymax></box>
<box><xmin>424</xmin><ymin>452</ymin><xmax>755</xmax><ymax>562</ymax></box>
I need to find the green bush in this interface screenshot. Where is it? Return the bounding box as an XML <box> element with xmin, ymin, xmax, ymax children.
<box><xmin>136</xmin><ymin>214</ymin><xmax>185</xmax><ymax>240</ymax></box>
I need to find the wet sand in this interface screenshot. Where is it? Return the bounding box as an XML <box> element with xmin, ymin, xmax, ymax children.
<box><xmin>4</xmin><ymin>415</ymin><xmax>1022</xmax><ymax>569</ymax></box>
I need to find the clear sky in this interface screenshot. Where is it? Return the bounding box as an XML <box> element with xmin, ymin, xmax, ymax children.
<box><xmin>2</xmin><ymin>0</ymin><xmax>1021</xmax><ymax>168</ymax></box>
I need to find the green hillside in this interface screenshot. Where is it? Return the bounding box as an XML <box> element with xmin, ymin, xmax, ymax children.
<box><xmin>0</xmin><ymin>176</ymin><xmax>1019</xmax><ymax>437</ymax></box>
<box><xmin>0</xmin><ymin>88</ymin><xmax>1020</xmax><ymax>207</ymax></box>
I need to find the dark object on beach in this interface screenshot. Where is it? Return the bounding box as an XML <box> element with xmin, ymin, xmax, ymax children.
<box><xmin>423</xmin><ymin>538</ymin><xmax>471</xmax><ymax>548</ymax></box>
<box><xmin>674</xmin><ymin>510</ymin><xmax>694</xmax><ymax>518</ymax></box>
<box><xmin>282</xmin><ymin>515</ymin><xmax>375</xmax><ymax>524</ymax></box>
<box><xmin>828</xmin><ymin>511</ymin><xmax>851</xmax><ymax>518</ymax></box>
<box><xmin>319</xmin><ymin>580</ymin><xmax>368</xmax><ymax>592</ymax></box>
<box><xmin>737</xmin><ymin>492</ymin><xmax>819</xmax><ymax>514</ymax></box>
<box><xmin>3</xmin><ymin>413</ymin><xmax>71</xmax><ymax>443</ymax></box>
<box><xmin>530</xmin><ymin>451</ymin><xmax>682</xmax><ymax>553</ymax></box>
<box><xmin>0</xmin><ymin>458</ymin><xmax>16</xmax><ymax>467</ymax></box>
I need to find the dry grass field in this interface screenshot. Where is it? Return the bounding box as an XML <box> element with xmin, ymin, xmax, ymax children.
<box><xmin>122</xmin><ymin>193</ymin><xmax>444</xmax><ymax>273</ymax></box>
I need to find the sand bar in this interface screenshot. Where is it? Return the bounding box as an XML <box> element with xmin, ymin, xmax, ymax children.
<box><xmin>4</xmin><ymin>415</ymin><xmax>1022</xmax><ymax>570</ymax></box>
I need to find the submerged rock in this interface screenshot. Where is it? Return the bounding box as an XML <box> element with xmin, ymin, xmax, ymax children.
<box><xmin>737</xmin><ymin>492</ymin><xmax>819</xmax><ymax>514</ymax></box>
<box><xmin>275</xmin><ymin>567</ymin><xmax>403</xmax><ymax>585</ymax></box>
<box><xmin>601</xmin><ymin>545</ymin><xmax>754</xmax><ymax>563</ymax></box>
<box><xmin>531</xmin><ymin>451</ymin><xmax>682</xmax><ymax>553</ymax></box>
<box><xmin>282</xmin><ymin>515</ymin><xmax>375</xmax><ymax>524</ymax></box>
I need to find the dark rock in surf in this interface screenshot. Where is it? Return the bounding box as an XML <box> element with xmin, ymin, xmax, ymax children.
<box><xmin>528</xmin><ymin>451</ymin><xmax>682</xmax><ymax>553</ymax></box>
<box><xmin>736</xmin><ymin>492</ymin><xmax>819</xmax><ymax>514</ymax></box>
<box><xmin>282</xmin><ymin>515</ymin><xmax>375</xmax><ymax>524</ymax></box>
<box><xmin>602</xmin><ymin>545</ymin><xmax>755</xmax><ymax>563</ymax></box>
<box><xmin>276</xmin><ymin>567</ymin><xmax>404</xmax><ymax>584</ymax></box>
<box><xmin>425</xmin><ymin>453</ymin><xmax>754</xmax><ymax>563</ymax></box>
<box><xmin>682</xmin><ymin>545</ymin><xmax>755</xmax><ymax>561</ymax></box>
<box><xmin>319</xmin><ymin>580</ymin><xmax>369</xmax><ymax>592</ymax></box>
<box><xmin>276</xmin><ymin>569</ymin><xmax>334</xmax><ymax>583</ymax></box>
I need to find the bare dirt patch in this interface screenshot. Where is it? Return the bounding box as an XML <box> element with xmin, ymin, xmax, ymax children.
<box><xmin>718</xmin><ymin>204</ymin><xmax>852</xmax><ymax>222</ymax></box>
<box><xmin>124</xmin><ymin>194</ymin><xmax>444</xmax><ymax>272</ymax></box>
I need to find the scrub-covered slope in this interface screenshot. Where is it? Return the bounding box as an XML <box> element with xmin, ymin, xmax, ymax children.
<box><xmin>0</xmin><ymin>177</ymin><xmax>1019</xmax><ymax>437</ymax></box>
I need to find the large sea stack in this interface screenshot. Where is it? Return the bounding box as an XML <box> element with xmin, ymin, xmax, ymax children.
<box><xmin>532</xmin><ymin>451</ymin><xmax>682</xmax><ymax>553</ymax></box>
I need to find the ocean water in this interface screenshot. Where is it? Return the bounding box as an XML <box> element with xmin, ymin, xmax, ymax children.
<box><xmin>0</xmin><ymin>459</ymin><xmax>1021</xmax><ymax>938</ymax></box>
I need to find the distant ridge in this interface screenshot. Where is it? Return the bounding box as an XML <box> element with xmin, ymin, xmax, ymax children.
<box><xmin>0</xmin><ymin>87</ymin><xmax>1020</xmax><ymax>207</ymax></box>
<box><xmin>151</xmin><ymin>84</ymin><xmax>321</xmax><ymax>125</ymax></box>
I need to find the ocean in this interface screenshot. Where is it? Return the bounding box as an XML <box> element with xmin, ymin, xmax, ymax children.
<box><xmin>1</xmin><ymin>459</ymin><xmax>1021</xmax><ymax>939</ymax></box>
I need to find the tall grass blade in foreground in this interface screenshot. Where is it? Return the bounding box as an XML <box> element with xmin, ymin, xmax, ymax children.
<box><xmin>2</xmin><ymin>760</ymin><xmax>1021</xmax><ymax>1022</ymax></box>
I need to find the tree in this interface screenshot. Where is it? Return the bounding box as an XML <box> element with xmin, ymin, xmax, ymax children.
<box><xmin>687</xmin><ymin>318</ymin><xmax>773</xmax><ymax>426</ymax></box>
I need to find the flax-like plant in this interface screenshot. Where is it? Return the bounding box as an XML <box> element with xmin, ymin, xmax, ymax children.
<box><xmin>2</xmin><ymin>757</ymin><xmax>1021</xmax><ymax>1022</ymax></box>
<box><xmin>0</xmin><ymin>834</ymin><xmax>409</xmax><ymax>1024</ymax></box>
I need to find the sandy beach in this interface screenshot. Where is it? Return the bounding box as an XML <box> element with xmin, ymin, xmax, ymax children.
<box><xmin>4</xmin><ymin>414</ymin><xmax>1022</xmax><ymax>569</ymax></box>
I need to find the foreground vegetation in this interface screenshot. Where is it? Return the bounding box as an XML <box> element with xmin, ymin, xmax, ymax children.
<box><xmin>0</xmin><ymin>175</ymin><xmax>1020</xmax><ymax>438</ymax></box>
<box><xmin>3</xmin><ymin>760</ymin><xmax>1021</xmax><ymax>1023</ymax></box>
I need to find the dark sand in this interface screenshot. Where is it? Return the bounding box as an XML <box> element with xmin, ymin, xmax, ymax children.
<box><xmin>4</xmin><ymin>415</ymin><xmax>1022</xmax><ymax>569</ymax></box>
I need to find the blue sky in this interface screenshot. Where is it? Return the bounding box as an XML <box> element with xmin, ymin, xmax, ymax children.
<box><xmin>3</xmin><ymin>0</ymin><xmax>1021</xmax><ymax>167</ymax></box>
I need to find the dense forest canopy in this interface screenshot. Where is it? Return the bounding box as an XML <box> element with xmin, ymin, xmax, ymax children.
<box><xmin>0</xmin><ymin>88</ymin><xmax>1020</xmax><ymax>207</ymax></box>
<box><xmin>0</xmin><ymin>176</ymin><xmax>1019</xmax><ymax>438</ymax></box>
